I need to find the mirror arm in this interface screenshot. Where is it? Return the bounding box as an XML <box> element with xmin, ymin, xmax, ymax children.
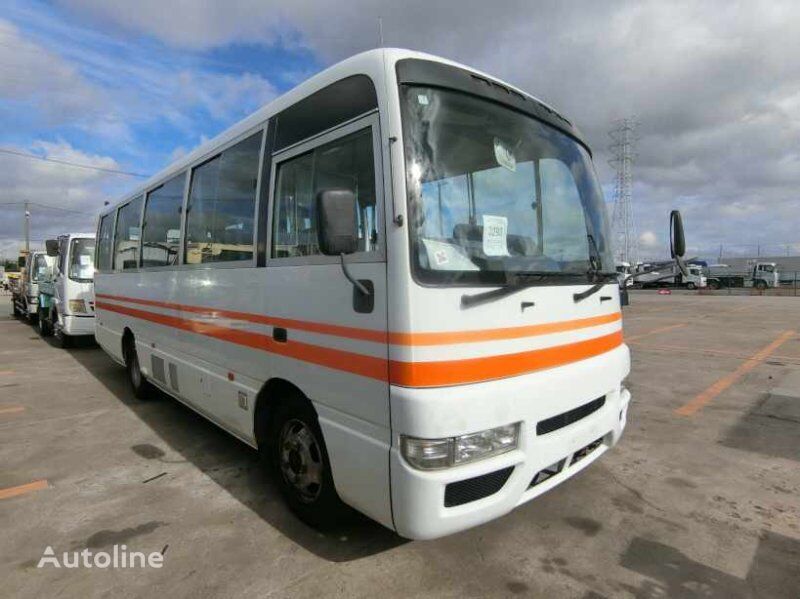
<box><xmin>340</xmin><ymin>253</ymin><xmax>371</xmax><ymax>296</ymax></box>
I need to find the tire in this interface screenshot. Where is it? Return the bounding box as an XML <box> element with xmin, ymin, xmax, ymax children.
<box><xmin>686</xmin><ymin>282</ymin><xmax>696</xmax><ymax>290</ymax></box>
<box><xmin>755</xmin><ymin>280</ymin><xmax>767</xmax><ymax>290</ymax></box>
<box><xmin>265</xmin><ymin>394</ymin><xmax>349</xmax><ymax>529</ymax></box>
<box><xmin>53</xmin><ymin>309</ymin><xmax>72</xmax><ymax>348</ymax></box>
<box><xmin>124</xmin><ymin>336</ymin><xmax>153</xmax><ymax>399</ymax></box>
<box><xmin>38</xmin><ymin>307</ymin><xmax>52</xmax><ymax>337</ymax></box>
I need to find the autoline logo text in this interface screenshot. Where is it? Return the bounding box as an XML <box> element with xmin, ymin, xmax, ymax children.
<box><xmin>37</xmin><ymin>545</ymin><xmax>164</xmax><ymax>569</ymax></box>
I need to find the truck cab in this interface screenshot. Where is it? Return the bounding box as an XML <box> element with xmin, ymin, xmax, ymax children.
<box><xmin>12</xmin><ymin>250</ymin><xmax>56</xmax><ymax>321</ymax></box>
<box><xmin>752</xmin><ymin>262</ymin><xmax>779</xmax><ymax>289</ymax></box>
<box><xmin>39</xmin><ymin>233</ymin><xmax>96</xmax><ymax>346</ymax></box>
<box><xmin>682</xmin><ymin>265</ymin><xmax>707</xmax><ymax>289</ymax></box>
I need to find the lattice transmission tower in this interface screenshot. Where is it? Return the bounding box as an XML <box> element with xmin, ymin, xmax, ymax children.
<box><xmin>609</xmin><ymin>118</ymin><xmax>639</xmax><ymax>265</ymax></box>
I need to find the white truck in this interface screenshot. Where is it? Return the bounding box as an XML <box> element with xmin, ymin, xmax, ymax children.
<box><xmin>707</xmin><ymin>262</ymin><xmax>779</xmax><ymax>290</ymax></box>
<box><xmin>633</xmin><ymin>262</ymin><xmax>706</xmax><ymax>289</ymax></box>
<box><xmin>38</xmin><ymin>233</ymin><xmax>96</xmax><ymax>346</ymax></box>
<box><xmin>12</xmin><ymin>250</ymin><xmax>56</xmax><ymax>322</ymax></box>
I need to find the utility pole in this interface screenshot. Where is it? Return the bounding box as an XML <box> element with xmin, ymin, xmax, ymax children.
<box><xmin>24</xmin><ymin>201</ymin><xmax>30</xmax><ymax>254</ymax></box>
<box><xmin>609</xmin><ymin>118</ymin><xmax>639</xmax><ymax>266</ymax></box>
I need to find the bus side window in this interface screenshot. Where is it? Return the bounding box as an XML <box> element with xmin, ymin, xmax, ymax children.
<box><xmin>271</xmin><ymin>127</ymin><xmax>376</xmax><ymax>258</ymax></box>
<box><xmin>114</xmin><ymin>196</ymin><xmax>143</xmax><ymax>271</ymax></box>
<box><xmin>185</xmin><ymin>132</ymin><xmax>262</xmax><ymax>265</ymax></box>
<box><xmin>97</xmin><ymin>213</ymin><xmax>115</xmax><ymax>272</ymax></box>
<box><xmin>141</xmin><ymin>172</ymin><xmax>185</xmax><ymax>268</ymax></box>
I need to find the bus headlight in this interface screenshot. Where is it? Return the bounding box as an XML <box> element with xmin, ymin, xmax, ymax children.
<box><xmin>69</xmin><ymin>299</ymin><xmax>87</xmax><ymax>313</ymax></box>
<box><xmin>401</xmin><ymin>423</ymin><xmax>520</xmax><ymax>470</ymax></box>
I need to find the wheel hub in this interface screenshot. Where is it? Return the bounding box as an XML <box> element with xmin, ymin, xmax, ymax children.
<box><xmin>279</xmin><ymin>419</ymin><xmax>323</xmax><ymax>503</ymax></box>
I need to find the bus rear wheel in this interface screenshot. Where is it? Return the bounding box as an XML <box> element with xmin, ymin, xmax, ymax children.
<box><xmin>124</xmin><ymin>336</ymin><xmax>153</xmax><ymax>399</ymax></box>
<box><xmin>265</xmin><ymin>394</ymin><xmax>349</xmax><ymax>529</ymax></box>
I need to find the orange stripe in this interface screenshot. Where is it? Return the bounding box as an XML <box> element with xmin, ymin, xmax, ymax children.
<box><xmin>675</xmin><ymin>330</ymin><xmax>796</xmax><ymax>416</ymax></box>
<box><xmin>97</xmin><ymin>301</ymin><xmax>623</xmax><ymax>387</ymax></box>
<box><xmin>0</xmin><ymin>479</ymin><xmax>48</xmax><ymax>500</ymax></box>
<box><xmin>388</xmin><ymin>312</ymin><xmax>621</xmax><ymax>345</ymax></box>
<box><xmin>96</xmin><ymin>293</ymin><xmax>388</xmax><ymax>343</ymax></box>
<box><xmin>95</xmin><ymin>293</ymin><xmax>620</xmax><ymax>346</ymax></box>
<box><xmin>390</xmin><ymin>331</ymin><xmax>624</xmax><ymax>387</ymax></box>
<box><xmin>97</xmin><ymin>301</ymin><xmax>388</xmax><ymax>381</ymax></box>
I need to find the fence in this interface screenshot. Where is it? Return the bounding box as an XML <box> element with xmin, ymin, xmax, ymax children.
<box><xmin>698</xmin><ymin>271</ymin><xmax>800</xmax><ymax>296</ymax></box>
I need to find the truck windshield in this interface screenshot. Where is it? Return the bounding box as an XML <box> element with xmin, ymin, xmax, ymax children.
<box><xmin>401</xmin><ymin>86</ymin><xmax>613</xmax><ymax>285</ymax></box>
<box><xmin>32</xmin><ymin>255</ymin><xmax>50</xmax><ymax>282</ymax></box>
<box><xmin>69</xmin><ymin>238</ymin><xmax>95</xmax><ymax>282</ymax></box>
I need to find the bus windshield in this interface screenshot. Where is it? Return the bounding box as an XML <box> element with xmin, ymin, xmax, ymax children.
<box><xmin>401</xmin><ymin>86</ymin><xmax>613</xmax><ymax>285</ymax></box>
<box><xmin>69</xmin><ymin>238</ymin><xmax>95</xmax><ymax>282</ymax></box>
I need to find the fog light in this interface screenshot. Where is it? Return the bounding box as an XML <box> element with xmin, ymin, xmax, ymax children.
<box><xmin>401</xmin><ymin>423</ymin><xmax>520</xmax><ymax>470</ymax></box>
<box><xmin>68</xmin><ymin>299</ymin><xmax>86</xmax><ymax>313</ymax></box>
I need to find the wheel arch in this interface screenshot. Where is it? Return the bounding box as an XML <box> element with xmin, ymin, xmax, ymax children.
<box><xmin>253</xmin><ymin>377</ymin><xmax>314</xmax><ymax>451</ymax></box>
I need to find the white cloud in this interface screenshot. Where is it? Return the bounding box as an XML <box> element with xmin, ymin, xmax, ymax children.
<box><xmin>0</xmin><ymin>18</ymin><xmax>104</xmax><ymax>125</ymax></box>
<box><xmin>12</xmin><ymin>0</ymin><xmax>800</xmax><ymax>260</ymax></box>
<box><xmin>0</xmin><ymin>140</ymin><xmax>128</xmax><ymax>255</ymax></box>
<box><xmin>639</xmin><ymin>231</ymin><xmax>658</xmax><ymax>248</ymax></box>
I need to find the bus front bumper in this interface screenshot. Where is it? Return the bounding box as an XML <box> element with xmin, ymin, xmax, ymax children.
<box><xmin>389</xmin><ymin>345</ymin><xmax>631</xmax><ymax>540</ymax></box>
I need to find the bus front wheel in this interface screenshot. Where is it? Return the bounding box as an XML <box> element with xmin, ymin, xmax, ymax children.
<box><xmin>266</xmin><ymin>394</ymin><xmax>349</xmax><ymax>529</ymax></box>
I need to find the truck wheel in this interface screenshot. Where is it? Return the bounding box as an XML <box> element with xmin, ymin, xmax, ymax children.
<box><xmin>686</xmin><ymin>282</ymin><xmax>696</xmax><ymax>290</ymax></box>
<box><xmin>265</xmin><ymin>394</ymin><xmax>349</xmax><ymax>529</ymax></box>
<box><xmin>53</xmin><ymin>309</ymin><xmax>72</xmax><ymax>348</ymax></box>
<box><xmin>755</xmin><ymin>279</ymin><xmax>767</xmax><ymax>290</ymax></box>
<box><xmin>38</xmin><ymin>308</ymin><xmax>52</xmax><ymax>337</ymax></box>
<box><xmin>124</xmin><ymin>336</ymin><xmax>153</xmax><ymax>399</ymax></box>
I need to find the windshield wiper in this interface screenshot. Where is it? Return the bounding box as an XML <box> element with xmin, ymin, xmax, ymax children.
<box><xmin>460</xmin><ymin>273</ymin><xmax>554</xmax><ymax>309</ymax></box>
<box><xmin>574</xmin><ymin>234</ymin><xmax>613</xmax><ymax>303</ymax></box>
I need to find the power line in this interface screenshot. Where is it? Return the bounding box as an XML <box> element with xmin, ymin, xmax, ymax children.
<box><xmin>0</xmin><ymin>147</ymin><xmax>148</xmax><ymax>178</ymax></box>
<box><xmin>0</xmin><ymin>201</ymin><xmax>95</xmax><ymax>215</ymax></box>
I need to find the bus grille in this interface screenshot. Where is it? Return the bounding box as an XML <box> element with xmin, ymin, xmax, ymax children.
<box><xmin>536</xmin><ymin>396</ymin><xmax>606</xmax><ymax>435</ymax></box>
<box><xmin>444</xmin><ymin>466</ymin><xmax>514</xmax><ymax>507</ymax></box>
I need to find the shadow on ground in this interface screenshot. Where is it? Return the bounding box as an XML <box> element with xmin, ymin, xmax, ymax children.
<box><xmin>620</xmin><ymin>531</ymin><xmax>800</xmax><ymax>598</ymax></box>
<box><xmin>67</xmin><ymin>346</ymin><xmax>406</xmax><ymax>563</ymax></box>
<box><xmin>719</xmin><ymin>393</ymin><xmax>800</xmax><ymax>462</ymax></box>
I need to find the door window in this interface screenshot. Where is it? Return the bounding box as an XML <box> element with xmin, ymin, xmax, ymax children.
<box><xmin>271</xmin><ymin>127</ymin><xmax>377</xmax><ymax>258</ymax></box>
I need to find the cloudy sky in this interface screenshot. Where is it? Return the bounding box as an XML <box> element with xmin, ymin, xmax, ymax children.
<box><xmin>2</xmin><ymin>0</ymin><xmax>799</xmax><ymax>262</ymax></box>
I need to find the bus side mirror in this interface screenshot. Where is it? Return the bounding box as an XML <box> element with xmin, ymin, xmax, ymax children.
<box><xmin>45</xmin><ymin>239</ymin><xmax>59</xmax><ymax>257</ymax></box>
<box><xmin>670</xmin><ymin>210</ymin><xmax>685</xmax><ymax>259</ymax></box>
<box><xmin>317</xmin><ymin>189</ymin><xmax>358</xmax><ymax>255</ymax></box>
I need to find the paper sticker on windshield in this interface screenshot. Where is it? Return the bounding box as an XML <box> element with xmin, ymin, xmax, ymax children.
<box><xmin>482</xmin><ymin>214</ymin><xmax>509</xmax><ymax>257</ymax></box>
<box><xmin>493</xmin><ymin>138</ymin><xmax>516</xmax><ymax>172</ymax></box>
<box><xmin>417</xmin><ymin>94</ymin><xmax>429</xmax><ymax>105</ymax></box>
<box><xmin>79</xmin><ymin>254</ymin><xmax>91</xmax><ymax>265</ymax></box>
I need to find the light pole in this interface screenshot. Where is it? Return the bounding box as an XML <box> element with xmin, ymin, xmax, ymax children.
<box><xmin>24</xmin><ymin>201</ymin><xmax>30</xmax><ymax>254</ymax></box>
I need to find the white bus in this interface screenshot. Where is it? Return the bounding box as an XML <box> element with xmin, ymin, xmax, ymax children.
<box><xmin>94</xmin><ymin>49</ymin><xmax>682</xmax><ymax>540</ymax></box>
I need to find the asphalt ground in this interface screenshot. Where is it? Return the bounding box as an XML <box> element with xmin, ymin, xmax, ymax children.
<box><xmin>1</xmin><ymin>292</ymin><xmax>799</xmax><ymax>598</ymax></box>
